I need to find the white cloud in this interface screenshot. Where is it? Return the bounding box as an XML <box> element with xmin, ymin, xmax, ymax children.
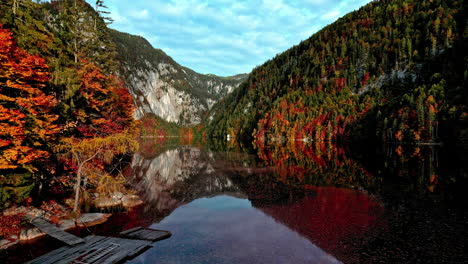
<box><xmin>323</xmin><ymin>10</ymin><xmax>341</xmax><ymax>20</ymax></box>
<box><xmin>128</xmin><ymin>9</ymin><xmax>150</xmax><ymax>20</ymax></box>
<box><xmin>86</xmin><ymin>0</ymin><xmax>373</xmax><ymax>76</ymax></box>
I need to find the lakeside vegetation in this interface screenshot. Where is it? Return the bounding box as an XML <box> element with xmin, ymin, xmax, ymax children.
<box><xmin>1</xmin><ymin>0</ymin><xmax>467</xmax><ymax>253</ymax></box>
<box><xmin>0</xmin><ymin>0</ymin><xmax>137</xmax><ymax>220</ymax></box>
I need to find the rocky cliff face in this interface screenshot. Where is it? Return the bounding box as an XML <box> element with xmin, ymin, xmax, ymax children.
<box><xmin>110</xmin><ymin>30</ymin><xmax>247</xmax><ymax>125</ymax></box>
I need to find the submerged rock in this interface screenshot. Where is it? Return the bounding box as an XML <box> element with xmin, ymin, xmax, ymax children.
<box><xmin>59</xmin><ymin>219</ymin><xmax>76</xmax><ymax>230</ymax></box>
<box><xmin>19</xmin><ymin>228</ymin><xmax>44</xmax><ymax>241</ymax></box>
<box><xmin>0</xmin><ymin>238</ymin><xmax>18</xmax><ymax>249</ymax></box>
<box><xmin>122</xmin><ymin>195</ymin><xmax>143</xmax><ymax>208</ymax></box>
<box><xmin>94</xmin><ymin>197</ymin><xmax>122</xmax><ymax>208</ymax></box>
<box><xmin>76</xmin><ymin>213</ymin><xmax>111</xmax><ymax>227</ymax></box>
<box><xmin>93</xmin><ymin>193</ymin><xmax>143</xmax><ymax>209</ymax></box>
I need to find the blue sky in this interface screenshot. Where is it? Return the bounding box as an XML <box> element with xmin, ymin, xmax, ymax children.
<box><xmin>88</xmin><ymin>0</ymin><xmax>372</xmax><ymax>76</ymax></box>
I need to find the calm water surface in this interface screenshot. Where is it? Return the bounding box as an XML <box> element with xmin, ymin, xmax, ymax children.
<box><xmin>130</xmin><ymin>195</ymin><xmax>340</xmax><ymax>264</ymax></box>
<box><xmin>122</xmin><ymin>141</ymin><xmax>468</xmax><ymax>263</ymax></box>
<box><xmin>3</xmin><ymin>140</ymin><xmax>468</xmax><ymax>263</ymax></box>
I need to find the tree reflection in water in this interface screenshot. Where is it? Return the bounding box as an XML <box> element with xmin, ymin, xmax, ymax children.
<box><xmin>125</xmin><ymin>139</ymin><xmax>388</xmax><ymax>263</ymax></box>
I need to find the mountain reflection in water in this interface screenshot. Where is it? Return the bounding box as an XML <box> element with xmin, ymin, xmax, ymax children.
<box><xmin>5</xmin><ymin>140</ymin><xmax>466</xmax><ymax>263</ymax></box>
<box><xmin>125</xmin><ymin>143</ymin><xmax>385</xmax><ymax>264</ymax></box>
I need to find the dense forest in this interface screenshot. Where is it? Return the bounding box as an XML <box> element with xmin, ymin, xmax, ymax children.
<box><xmin>1</xmin><ymin>0</ymin><xmax>468</xmax><ymax>261</ymax></box>
<box><xmin>207</xmin><ymin>0</ymin><xmax>468</xmax><ymax>145</ymax></box>
<box><xmin>2</xmin><ymin>0</ymin><xmax>467</xmax><ymax>213</ymax></box>
<box><xmin>0</xmin><ymin>0</ymin><xmax>137</xmax><ymax>213</ymax></box>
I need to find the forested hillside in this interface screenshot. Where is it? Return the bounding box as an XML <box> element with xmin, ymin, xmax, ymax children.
<box><xmin>0</xmin><ymin>0</ymin><xmax>137</xmax><ymax>211</ymax></box>
<box><xmin>207</xmin><ymin>0</ymin><xmax>468</xmax><ymax>144</ymax></box>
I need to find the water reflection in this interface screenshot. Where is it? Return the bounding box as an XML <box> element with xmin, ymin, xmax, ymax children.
<box><xmin>126</xmin><ymin>140</ymin><xmax>386</xmax><ymax>263</ymax></box>
<box><xmin>253</xmin><ymin>140</ymin><xmax>374</xmax><ymax>188</ymax></box>
<box><xmin>129</xmin><ymin>146</ymin><xmax>244</xmax><ymax>214</ymax></box>
<box><xmin>130</xmin><ymin>196</ymin><xmax>341</xmax><ymax>264</ymax></box>
<box><xmin>3</xmin><ymin>139</ymin><xmax>466</xmax><ymax>264</ymax></box>
<box><xmin>256</xmin><ymin>187</ymin><xmax>384</xmax><ymax>263</ymax></box>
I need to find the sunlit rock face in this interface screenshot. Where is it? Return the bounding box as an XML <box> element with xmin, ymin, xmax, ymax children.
<box><xmin>129</xmin><ymin>64</ymin><xmax>204</xmax><ymax>124</ymax></box>
<box><xmin>111</xmin><ymin>30</ymin><xmax>247</xmax><ymax>125</ymax></box>
<box><xmin>130</xmin><ymin>147</ymin><xmax>243</xmax><ymax>212</ymax></box>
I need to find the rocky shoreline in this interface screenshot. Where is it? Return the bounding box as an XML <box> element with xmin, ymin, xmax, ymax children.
<box><xmin>0</xmin><ymin>194</ymin><xmax>143</xmax><ymax>250</ymax></box>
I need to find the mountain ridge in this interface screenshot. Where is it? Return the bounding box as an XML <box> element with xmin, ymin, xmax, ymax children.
<box><xmin>110</xmin><ymin>29</ymin><xmax>248</xmax><ymax>125</ymax></box>
<box><xmin>206</xmin><ymin>0</ymin><xmax>468</xmax><ymax>144</ymax></box>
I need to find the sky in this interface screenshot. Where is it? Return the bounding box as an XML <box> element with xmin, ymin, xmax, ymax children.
<box><xmin>87</xmin><ymin>0</ymin><xmax>372</xmax><ymax>77</ymax></box>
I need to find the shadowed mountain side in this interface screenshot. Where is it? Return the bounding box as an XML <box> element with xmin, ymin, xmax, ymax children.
<box><xmin>206</xmin><ymin>0</ymin><xmax>468</xmax><ymax>145</ymax></box>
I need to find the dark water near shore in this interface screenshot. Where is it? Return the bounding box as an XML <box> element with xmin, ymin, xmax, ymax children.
<box><xmin>3</xmin><ymin>140</ymin><xmax>468</xmax><ymax>263</ymax></box>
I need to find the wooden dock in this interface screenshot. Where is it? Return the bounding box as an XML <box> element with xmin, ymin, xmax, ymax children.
<box><xmin>120</xmin><ymin>226</ymin><xmax>171</xmax><ymax>242</ymax></box>
<box><xmin>26</xmin><ymin>235</ymin><xmax>152</xmax><ymax>264</ymax></box>
<box><xmin>26</xmin><ymin>217</ymin><xmax>172</xmax><ymax>264</ymax></box>
<box><xmin>31</xmin><ymin>217</ymin><xmax>84</xmax><ymax>246</ymax></box>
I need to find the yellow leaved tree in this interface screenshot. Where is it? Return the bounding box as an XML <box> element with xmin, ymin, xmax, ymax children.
<box><xmin>54</xmin><ymin>133</ymin><xmax>138</xmax><ymax>214</ymax></box>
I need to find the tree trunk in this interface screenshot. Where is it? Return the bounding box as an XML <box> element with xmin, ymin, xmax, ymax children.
<box><xmin>74</xmin><ymin>39</ymin><xmax>78</xmax><ymax>63</ymax></box>
<box><xmin>72</xmin><ymin>149</ymin><xmax>101</xmax><ymax>215</ymax></box>
<box><xmin>73</xmin><ymin>164</ymin><xmax>83</xmax><ymax>214</ymax></box>
<box><xmin>12</xmin><ymin>0</ymin><xmax>18</xmax><ymax>16</ymax></box>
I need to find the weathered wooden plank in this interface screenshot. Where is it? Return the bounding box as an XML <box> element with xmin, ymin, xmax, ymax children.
<box><xmin>27</xmin><ymin>236</ymin><xmax>107</xmax><ymax>264</ymax></box>
<box><xmin>73</xmin><ymin>242</ymin><xmax>119</xmax><ymax>264</ymax></box>
<box><xmin>132</xmin><ymin>229</ymin><xmax>147</xmax><ymax>238</ymax></box>
<box><xmin>99</xmin><ymin>243</ymin><xmax>150</xmax><ymax>264</ymax></box>
<box><xmin>27</xmin><ymin>235</ymin><xmax>153</xmax><ymax>264</ymax></box>
<box><xmin>120</xmin><ymin>227</ymin><xmax>171</xmax><ymax>242</ymax></box>
<box><xmin>31</xmin><ymin>217</ymin><xmax>84</xmax><ymax>246</ymax></box>
<box><xmin>86</xmin><ymin>237</ymin><xmax>150</xmax><ymax>264</ymax></box>
<box><xmin>27</xmin><ymin>236</ymin><xmax>105</xmax><ymax>264</ymax></box>
<box><xmin>119</xmin><ymin>226</ymin><xmax>142</xmax><ymax>235</ymax></box>
<box><xmin>146</xmin><ymin>230</ymin><xmax>168</xmax><ymax>240</ymax></box>
<box><xmin>127</xmin><ymin>243</ymin><xmax>152</xmax><ymax>258</ymax></box>
<box><xmin>26</xmin><ymin>246</ymin><xmax>71</xmax><ymax>264</ymax></box>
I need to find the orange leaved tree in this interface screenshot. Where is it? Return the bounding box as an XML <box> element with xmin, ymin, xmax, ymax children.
<box><xmin>0</xmin><ymin>26</ymin><xmax>59</xmax><ymax>174</ymax></box>
<box><xmin>74</xmin><ymin>60</ymin><xmax>135</xmax><ymax>137</ymax></box>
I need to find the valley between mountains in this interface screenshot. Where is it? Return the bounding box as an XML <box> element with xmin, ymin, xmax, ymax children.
<box><xmin>1</xmin><ymin>0</ymin><xmax>468</xmax><ymax>263</ymax></box>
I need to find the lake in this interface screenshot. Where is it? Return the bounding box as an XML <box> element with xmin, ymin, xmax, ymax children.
<box><xmin>4</xmin><ymin>139</ymin><xmax>468</xmax><ymax>263</ymax></box>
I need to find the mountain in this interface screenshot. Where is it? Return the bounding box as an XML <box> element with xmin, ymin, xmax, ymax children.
<box><xmin>0</xmin><ymin>0</ymin><xmax>247</xmax><ymax>209</ymax></box>
<box><xmin>206</xmin><ymin>0</ymin><xmax>468</xmax><ymax>144</ymax></box>
<box><xmin>110</xmin><ymin>30</ymin><xmax>247</xmax><ymax>125</ymax></box>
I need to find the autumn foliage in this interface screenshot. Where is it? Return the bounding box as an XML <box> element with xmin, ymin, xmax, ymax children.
<box><xmin>253</xmin><ymin>140</ymin><xmax>372</xmax><ymax>188</ymax></box>
<box><xmin>207</xmin><ymin>0</ymin><xmax>466</xmax><ymax>145</ymax></box>
<box><xmin>0</xmin><ymin>23</ymin><xmax>137</xmax><ymax>211</ymax></box>
<box><xmin>74</xmin><ymin>60</ymin><xmax>134</xmax><ymax>137</ymax></box>
<box><xmin>0</xmin><ymin>213</ymin><xmax>24</xmax><ymax>238</ymax></box>
<box><xmin>0</xmin><ymin>26</ymin><xmax>59</xmax><ymax>173</ymax></box>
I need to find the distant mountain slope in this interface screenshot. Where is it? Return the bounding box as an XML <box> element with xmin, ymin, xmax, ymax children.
<box><xmin>110</xmin><ymin>30</ymin><xmax>247</xmax><ymax>125</ymax></box>
<box><xmin>207</xmin><ymin>0</ymin><xmax>468</xmax><ymax>144</ymax></box>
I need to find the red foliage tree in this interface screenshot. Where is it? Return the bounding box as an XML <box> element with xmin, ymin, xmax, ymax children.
<box><xmin>0</xmin><ymin>26</ymin><xmax>59</xmax><ymax>173</ymax></box>
<box><xmin>74</xmin><ymin>60</ymin><xmax>134</xmax><ymax>137</ymax></box>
